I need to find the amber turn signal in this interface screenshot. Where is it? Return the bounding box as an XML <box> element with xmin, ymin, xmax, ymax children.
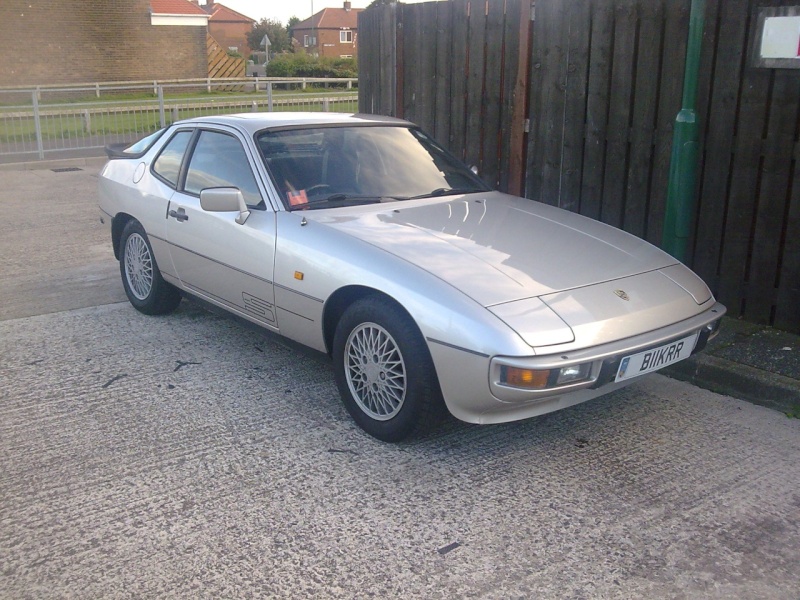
<box><xmin>502</xmin><ymin>366</ymin><xmax>550</xmax><ymax>389</ymax></box>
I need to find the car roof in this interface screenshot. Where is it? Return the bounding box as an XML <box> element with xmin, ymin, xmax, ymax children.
<box><xmin>180</xmin><ymin>112</ymin><xmax>413</xmax><ymax>135</ymax></box>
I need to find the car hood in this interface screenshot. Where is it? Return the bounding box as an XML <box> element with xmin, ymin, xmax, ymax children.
<box><xmin>315</xmin><ymin>192</ymin><xmax>678</xmax><ymax>308</ymax></box>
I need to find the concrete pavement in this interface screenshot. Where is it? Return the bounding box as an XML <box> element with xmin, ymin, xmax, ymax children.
<box><xmin>665</xmin><ymin>317</ymin><xmax>800</xmax><ymax>417</ymax></box>
<box><xmin>0</xmin><ymin>158</ymin><xmax>124</xmax><ymax>321</ymax></box>
<box><xmin>2</xmin><ymin>302</ymin><xmax>800</xmax><ymax>598</ymax></box>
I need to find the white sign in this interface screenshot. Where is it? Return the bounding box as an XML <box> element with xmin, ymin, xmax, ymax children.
<box><xmin>760</xmin><ymin>16</ymin><xmax>800</xmax><ymax>59</ymax></box>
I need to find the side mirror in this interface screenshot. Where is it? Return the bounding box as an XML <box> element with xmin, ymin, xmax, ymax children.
<box><xmin>200</xmin><ymin>187</ymin><xmax>251</xmax><ymax>225</ymax></box>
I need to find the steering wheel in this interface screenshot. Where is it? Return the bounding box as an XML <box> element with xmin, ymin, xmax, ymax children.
<box><xmin>305</xmin><ymin>184</ymin><xmax>332</xmax><ymax>196</ymax></box>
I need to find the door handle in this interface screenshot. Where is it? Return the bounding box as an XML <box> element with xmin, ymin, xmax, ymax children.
<box><xmin>169</xmin><ymin>208</ymin><xmax>189</xmax><ymax>222</ymax></box>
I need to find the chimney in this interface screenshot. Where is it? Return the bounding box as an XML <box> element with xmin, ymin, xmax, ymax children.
<box><xmin>344</xmin><ymin>1</ymin><xmax>351</xmax><ymax>10</ymax></box>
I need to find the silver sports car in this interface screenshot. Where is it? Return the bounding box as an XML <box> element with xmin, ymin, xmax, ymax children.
<box><xmin>98</xmin><ymin>113</ymin><xmax>725</xmax><ymax>442</ymax></box>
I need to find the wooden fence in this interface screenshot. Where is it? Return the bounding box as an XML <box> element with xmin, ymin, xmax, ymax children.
<box><xmin>358</xmin><ymin>0</ymin><xmax>529</xmax><ymax>193</ymax></box>
<box><xmin>207</xmin><ymin>33</ymin><xmax>245</xmax><ymax>80</ymax></box>
<box><xmin>359</xmin><ymin>0</ymin><xmax>800</xmax><ymax>334</ymax></box>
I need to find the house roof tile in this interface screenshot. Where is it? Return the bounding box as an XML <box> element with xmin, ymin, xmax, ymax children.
<box><xmin>205</xmin><ymin>3</ymin><xmax>255</xmax><ymax>24</ymax></box>
<box><xmin>150</xmin><ymin>0</ymin><xmax>208</xmax><ymax>16</ymax></box>
<box><xmin>294</xmin><ymin>7</ymin><xmax>363</xmax><ymax>31</ymax></box>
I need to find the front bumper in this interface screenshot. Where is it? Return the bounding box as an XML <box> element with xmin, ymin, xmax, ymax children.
<box><xmin>430</xmin><ymin>302</ymin><xmax>725</xmax><ymax>425</ymax></box>
<box><xmin>490</xmin><ymin>301</ymin><xmax>725</xmax><ymax>403</ymax></box>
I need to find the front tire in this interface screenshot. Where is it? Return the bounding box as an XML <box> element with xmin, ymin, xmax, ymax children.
<box><xmin>119</xmin><ymin>219</ymin><xmax>181</xmax><ymax>315</ymax></box>
<box><xmin>332</xmin><ymin>296</ymin><xmax>444</xmax><ymax>442</ymax></box>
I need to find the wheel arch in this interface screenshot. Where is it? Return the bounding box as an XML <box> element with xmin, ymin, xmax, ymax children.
<box><xmin>322</xmin><ymin>285</ymin><xmax>420</xmax><ymax>357</ymax></box>
<box><xmin>111</xmin><ymin>212</ymin><xmax>137</xmax><ymax>260</ymax></box>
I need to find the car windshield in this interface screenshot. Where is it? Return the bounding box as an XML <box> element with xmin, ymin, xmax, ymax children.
<box><xmin>256</xmin><ymin>125</ymin><xmax>490</xmax><ymax>210</ymax></box>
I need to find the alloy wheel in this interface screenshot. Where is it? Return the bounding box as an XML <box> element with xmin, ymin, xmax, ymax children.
<box><xmin>344</xmin><ymin>322</ymin><xmax>407</xmax><ymax>420</ymax></box>
<box><xmin>124</xmin><ymin>233</ymin><xmax>153</xmax><ymax>301</ymax></box>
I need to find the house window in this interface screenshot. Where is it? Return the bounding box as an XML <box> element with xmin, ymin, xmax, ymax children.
<box><xmin>340</xmin><ymin>55</ymin><xmax>353</xmax><ymax>59</ymax></box>
<box><xmin>304</xmin><ymin>35</ymin><xmax>316</xmax><ymax>47</ymax></box>
<box><xmin>340</xmin><ymin>30</ymin><xmax>353</xmax><ymax>43</ymax></box>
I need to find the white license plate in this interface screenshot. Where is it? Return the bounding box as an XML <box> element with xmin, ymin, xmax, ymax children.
<box><xmin>615</xmin><ymin>333</ymin><xmax>698</xmax><ymax>382</ymax></box>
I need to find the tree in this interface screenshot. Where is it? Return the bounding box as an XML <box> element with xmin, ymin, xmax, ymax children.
<box><xmin>287</xmin><ymin>16</ymin><xmax>300</xmax><ymax>35</ymax></box>
<box><xmin>247</xmin><ymin>18</ymin><xmax>291</xmax><ymax>56</ymax></box>
<box><xmin>367</xmin><ymin>0</ymin><xmax>397</xmax><ymax>7</ymax></box>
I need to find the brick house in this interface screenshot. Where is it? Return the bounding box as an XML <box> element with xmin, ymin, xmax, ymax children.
<box><xmin>0</xmin><ymin>0</ymin><xmax>208</xmax><ymax>86</ymax></box>
<box><xmin>201</xmin><ymin>2</ymin><xmax>256</xmax><ymax>58</ymax></box>
<box><xmin>291</xmin><ymin>1</ymin><xmax>363</xmax><ymax>59</ymax></box>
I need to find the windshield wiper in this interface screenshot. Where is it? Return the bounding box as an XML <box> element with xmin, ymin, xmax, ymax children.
<box><xmin>288</xmin><ymin>193</ymin><xmax>386</xmax><ymax>211</ymax></box>
<box><xmin>407</xmin><ymin>187</ymin><xmax>481</xmax><ymax>200</ymax></box>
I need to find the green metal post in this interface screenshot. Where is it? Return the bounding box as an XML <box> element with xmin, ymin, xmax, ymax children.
<box><xmin>662</xmin><ymin>0</ymin><xmax>705</xmax><ymax>262</ymax></box>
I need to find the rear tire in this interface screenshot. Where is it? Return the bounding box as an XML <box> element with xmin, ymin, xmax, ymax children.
<box><xmin>332</xmin><ymin>296</ymin><xmax>444</xmax><ymax>442</ymax></box>
<box><xmin>119</xmin><ymin>219</ymin><xmax>181</xmax><ymax>315</ymax></box>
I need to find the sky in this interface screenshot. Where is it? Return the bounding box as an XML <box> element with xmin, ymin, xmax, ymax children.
<box><xmin>216</xmin><ymin>0</ymin><xmax>430</xmax><ymax>27</ymax></box>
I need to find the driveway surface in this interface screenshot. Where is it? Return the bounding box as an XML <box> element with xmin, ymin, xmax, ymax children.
<box><xmin>0</xmin><ymin>164</ymin><xmax>124</xmax><ymax>320</ymax></box>
<box><xmin>1</xmin><ymin>165</ymin><xmax>799</xmax><ymax>598</ymax></box>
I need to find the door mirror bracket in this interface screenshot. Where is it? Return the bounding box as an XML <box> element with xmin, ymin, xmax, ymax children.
<box><xmin>200</xmin><ymin>187</ymin><xmax>251</xmax><ymax>225</ymax></box>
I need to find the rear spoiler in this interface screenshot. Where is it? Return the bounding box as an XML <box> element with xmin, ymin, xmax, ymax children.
<box><xmin>104</xmin><ymin>143</ymin><xmax>135</xmax><ymax>160</ymax></box>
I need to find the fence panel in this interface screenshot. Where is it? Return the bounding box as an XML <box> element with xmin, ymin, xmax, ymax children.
<box><xmin>207</xmin><ymin>33</ymin><xmax>246</xmax><ymax>80</ymax></box>
<box><xmin>365</xmin><ymin>0</ymin><xmax>530</xmax><ymax>190</ymax></box>
<box><xmin>0</xmin><ymin>81</ymin><xmax>358</xmax><ymax>160</ymax></box>
<box><xmin>692</xmin><ymin>0</ymin><xmax>748</xmax><ymax>292</ymax></box>
<box><xmin>0</xmin><ymin>92</ymin><xmax>39</xmax><ymax>157</ymax></box>
<box><xmin>525</xmin><ymin>0</ymin><xmax>568</xmax><ymax>206</ymax></box>
<box><xmin>648</xmin><ymin>1</ymin><xmax>690</xmax><ymax>247</ymax></box>
<box><xmin>523</xmin><ymin>0</ymin><xmax>800</xmax><ymax>330</ymax></box>
<box><xmin>624</xmin><ymin>1</ymin><xmax>663</xmax><ymax>239</ymax></box>
<box><xmin>416</xmin><ymin>2</ymin><xmax>439</xmax><ymax>132</ymax></box>
<box><xmin>402</xmin><ymin>5</ymin><xmax>422</xmax><ymax>125</ymax></box>
<box><xmin>464</xmin><ymin>0</ymin><xmax>488</xmax><ymax>171</ymax></box>
<box><xmin>527</xmin><ymin>0</ymin><xmax>694</xmax><ymax>239</ymax></box>
<box><xmin>448</xmin><ymin>0</ymin><xmax>471</xmax><ymax>161</ymax></box>
<box><xmin>358</xmin><ymin>5</ymin><xmax>398</xmax><ymax>116</ymax></box>
<box><xmin>433</xmin><ymin>1</ymin><xmax>454</xmax><ymax>147</ymax></box>
<box><xmin>380</xmin><ymin>3</ymin><xmax>398</xmax><ymax>116</ymax></box>
<box><xmin>776</xmin><ymin>161</ymin><xmax>800</xmax><ymax>331</ymax></box>
<box><xmin>708</xmin><ymin>1</ymin><xmax>800</xmax><ymax>329</ymax></box>
<box><xmin>558</xmin><ymin>1</ymin><xmax>591</xmax><ymax>215</ymax></box>
<box><xmin>579</xmin><ymin>2</ymin><xmax>614</xmax><ymax>221</ymax></box>
<box><xmin>479</xmin><ymin>0</ymin><xmax>506</xmax><ymax>187</ymax></box>
<box><xmin>500</xmin><ymin>0</ymin><xmax>529</xmax><ymax>195</ymax></box>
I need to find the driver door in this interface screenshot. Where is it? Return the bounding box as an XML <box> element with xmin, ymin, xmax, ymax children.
<box><xmin>165</xmin><ymin>128</ymin><xmax>279</xmax><ymax>329</ymax></box>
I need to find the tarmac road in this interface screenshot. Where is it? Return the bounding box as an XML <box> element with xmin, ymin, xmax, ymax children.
<box><xmin>0</xmin><ymin>161</ymin><xmax>125</xmax><ymax>320</ymax></box>
<box><xmin>1</xmin><ymin>164</ymin><xmax>800</xmax><ymax>598</ymax></box>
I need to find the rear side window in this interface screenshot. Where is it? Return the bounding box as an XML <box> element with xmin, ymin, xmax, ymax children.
<box><xmin>152</xmin><ymin>130</ymin><xmax>193</xmax><ymax>188</ymax></box>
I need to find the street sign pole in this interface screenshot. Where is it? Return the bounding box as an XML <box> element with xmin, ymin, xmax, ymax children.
<box><xmin>662</xmin><ymin>0</ymin><xmax>705</xmax><ymax>262</ymax></box>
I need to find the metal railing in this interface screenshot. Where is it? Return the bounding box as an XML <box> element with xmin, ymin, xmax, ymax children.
<box><xmin>0</xmin><ymin>78</ymin><xmax>359</xmax><ymax>160</ymax></box>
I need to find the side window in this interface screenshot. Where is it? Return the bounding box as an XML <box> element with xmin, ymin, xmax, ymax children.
<box><xmin>184</xmin><ymin>130</ymin><xmax>263</xmax><ymax>208</ymax></box>
<box><xmin>152</xmin><ymin>130</ymin><xmax>192</xmax><ymax>188</ymax></box>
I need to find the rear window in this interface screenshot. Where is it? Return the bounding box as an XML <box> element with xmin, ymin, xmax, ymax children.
<box><xmin>105</xmin><ymin>129</ymin><xmax>166</xmax><ymax>159</ymax></box>
<box><xmin>125</xmin><ymin>129</ymin><xmax>166</xmax><ymax>154</ymax></box>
